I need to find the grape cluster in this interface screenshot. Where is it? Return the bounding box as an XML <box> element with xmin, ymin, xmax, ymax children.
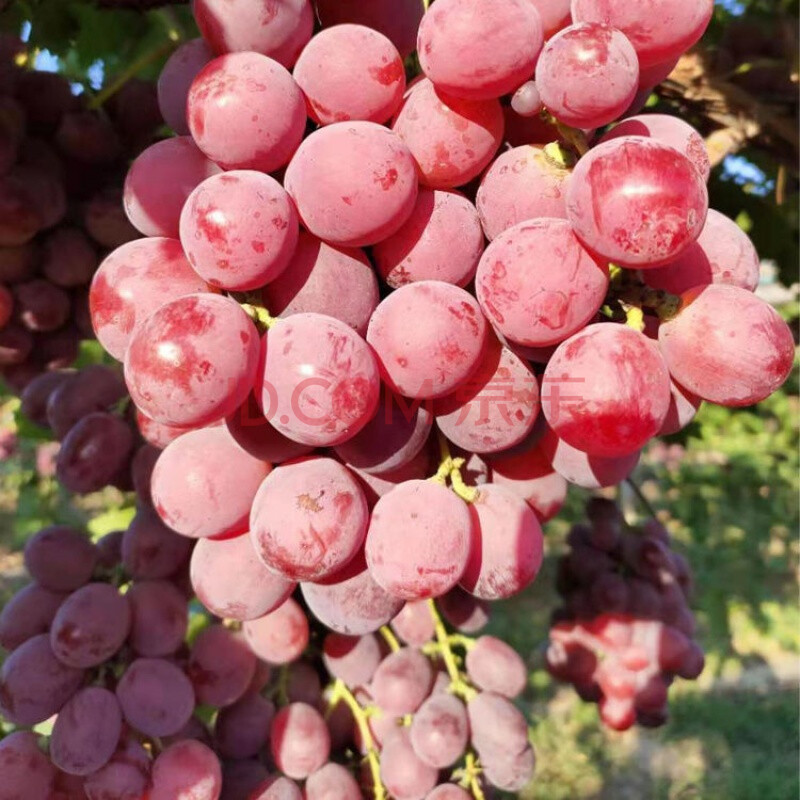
<box><xmin>0</xmin><ymin>511</ymin><xmax>534</xmax><ymax>798</ymax></box>
<box><xmin>0</xmin><ymin>38</ymin><xmax>161</xmax><ymax>394</ymax></box>
<box><xmin>546</xmin><ymin>499</ymin><xmax>705</xmax><ymax>731</ymax></box>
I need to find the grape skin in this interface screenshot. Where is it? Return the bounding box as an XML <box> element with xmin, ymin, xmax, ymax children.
<box><xmin>373</xmin><ymin>188</ymin><xmax>484</xmax><ymax>288</ymax></box>
<box><xmin>434</xmin><ymin>335</ymin><xmax>540</xmax><ymax>454</ymax></box>
<box><xmin>0</xmin><ymin>634</ymin><xmax>85</xmax><ymax>726</ymax></box>
<box><xmin>150</xmin><ymin>740</ymin><xmax>222</xmax><ymax>800</ymax></box>
<box><xmin>510</xmin><ymin>81</ymin><xmax>543</xmax><ymax>117</ymax></box>
<box><xmin>41</xmin><ymin>226</ymin><xmax>97</xmax><ymax>288</ymax></box>
<box><xmin>23</xmin><ymin>525</ymin><xmax>97</xmax><ymax>592</ymax></box>
<box><xmin>243</xmin><ymin>597</ymin><xmax>309</xmax><ymax>665</ymax></box>
<box><xmin>599</xmin><ymin>113</ymin><xmax>711</xmax><ymax>182</ymax></box>
<box><xmin>367</xmin><ymin>281</ymin><xmax>488</xmax><ymax>400</ymax></box>
<box><xmin>0</xmin><ymin>730</ymin><xmax>57</xmax><ymax>798</ymax></box>
<box><xmin>270</xmin><ymin>702</ymin><xmax>331</xmax><ymax>780</ymax></box>
<box><xmin>214</xmin><ymin>693</ymin><xmax>275</xmax><ymax>760</ymax></box>
<box><xmin>304</xmin><ymin>763</ymin><xmax>363</xmax><ymax>800</ymax></box>
<box><xmin>124</xmin><ymin>137</ymin><xmax>221</xmax><ymax>239</ymax></box>
<box><xmin>467</xmin><ymin>691</ymin><xmax>530</xmax><ymax>759</ymax></box>
<box><xmin>260</xmin><ymin>313</ymin><xmax>380</xmax><ymax>447</ymax></box>
<box><xmin>659</xmin><ymin>284</ymin><xmax>795</xmax><ymax>407</ymax></box>
<box><xmin>391</xmin><ymin>600</ymin><xmax>436</xmax><ymax>646</ymax></box>
<box><xmin>19</xmin><ymin>368</ymin><xmax>76</xmax><ymax>429</ymax></box>
<box><xmin>262</xmin><ymin>232</ymin><xmax>379</xmax><ymax>336</ymax></box>
<box><xmin>252</xmin><ymin>775</ymin><xmax>304</xmax><ymax>800</ymax></box>
<box><xmin>193</xmin><ymin>0</ymin><xmax>313</xmax><ymax>68</ymax></box>
<box><xmin>157</xmin><ymin>38</ymin><xmax>214</xmax><ymax>135</ymax></box>
<box><xmin>50</xmin><ymin>582</ymin><xmax>131</xmax><ymax>668</ymax></box>
<box><xmin>13</xmin><ymin>278</ymin><xmax>70</xmax><ymax>332</ymax></box>
<box><xmin>50</xmin><ymin>687</ymin><xmax>123</xmax><ymax>776</ymax></box>
<box><xmin>465</xmin><ymin>635</ymin><xmax>527</xmax><ymax>699</ymax></box>
<box><xmin>322</xmin><ymin>632</ymin><xmax>382</xmax><ymax>688</ymax></box>
<box><xmin>536</xmin><ymin>23</ymin><xmax>639</xmax><ymax>129</ymax></box>
<box><xmin>392</xmin><ymin>79</ymin><xmax>504</xmax><ymax>190</ymax></box>
<box><xmin>122</xmin><ymin>505</ymin><xmax>193</xmax><ymax>580</ymax></box>
<box><xmin>380</xmin><ymin>728</ymin><xmax>438</xmax><ymax>800</ymax></box>
<box><xmin>180</xmin><ymin>170</ymin><xmax>299</xmax><ymax>292</ymax></box>
<box><xmin>284</xmin><ymin>121</ymin><xmax>418</xmax><ymax>247</ymax></box>
<box><xmin>426</xmin><ymin>785</ymin><xmax>472</xmax><ymax>800</ymax></box>
<box><xmin>46</xmin><ymin>365</ymin><xmax>125</xmax><ymax>439</ymax></box>
<box><xmin>127</xmin><ymin>580</ymin><xmax>188</xmax><ymax>658</ymax></box>
<box><xmin>152</xmin><ymin>426</ymin><xmax>271</xmax><ymax>540</ymax></box>
<box><xmin>0</xmin><ymin>582</ymin><xmax>66</xmax><ymax>651</ymax></box>
<box><xmin>476</xmin><ymin>219</ymin><xmax>609</xmax><ymax>348</ymax></box>
<box><xmin>188</xmin><ymin>625</ymin><xmax>256</xmax><ymax>708</ymax></box>
<box><xmin>409</xmin><ymin>693</ymin><xmax>469</xmax><ymax>768</ymax></box>
<box><xmin>366</xmin><ymin>480</ymin><xmax>472</xmax><ymax>601</ymax></box>
<box><xmin>461</xmin><ymin>483</ymin><xmax>544</xmax><ymax>600</ymax></box>
<box><xmin>418</xmin><ymin>0</ymin><xmax>544</xmax><ymax>100</ymax></box>
<box><xmin>250</xmin><ymin>457</ymin><xmax>369</xmax><ymax>582</ymax></box>
<box><xmin>116</xmin><ymin>658</ymin><xmax>196</xmax><ymax>738</ymax></box>
<box><xmin>567</xmin><ymin>136</ymin><xmax>709</xmax><ymax>268</ymax></box>
<box><xmin>294</xmin><ymin>25</ymin><xmax>406</xmax><ymax>126</ymax></box>
<box><xmin>438</xmin><ymin>588</ymin><xmax>491</xmax><ymax>634</ymax></box>
<box><xmin>124</xmin><ymin>293</ymin><xmax>259</xmax><ymax>428</ymax></box>
<box><xmin>476</xmin><ymin>146</ymin><xmax>570</xmax><ymax>240</ymax></box>
<box><xmin>191</xmin><ymin>532</ymin><xmax>295</xmax><ymax>622</ymax></box>
<box><xmin>542</xmin><ymin>324</ymin><xmax>671</xmax><ymax>458</ymax></box>
<box><xmin>187</xmin><ymin>52</ymin><xmax>307</xmax><ymax>173</ymax></box>
<box><xmin>372</xmin><ymin>647</ymin><xmax>433</xmax><ymax>715</ymax></box>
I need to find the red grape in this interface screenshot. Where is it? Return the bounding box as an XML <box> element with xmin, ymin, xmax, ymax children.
<box><xmin>150</xmin><ymin>740</ymin><xmax>222</xmax><ymax>800</ymax></box>
<box><xmin>188</xmin><ymin>625</ymin><xmax>256</xmax><ymax>708</ymax></box>
<box><xmin>158</xmin><ymin>38</ymin><xmax>214</xmax><ymax>135</ymax></box>
<box><xmin>243</xmin><ymin>597</ymin><xmax>309</xmax><ymax>665</ymax></box>
<box><xmin>270</xmin><ymin>703</ymin><xmax>331</xmax><ymax>779</ymax></box>
<box><xmin>23</xmin><ymin>525</ymin><xmax>97</xmax><ymax>592</ymax></box>
<box><xmin>127</xmin><ymin>580</ymin><xmax>188</xmax><ymax>657</ymax></box>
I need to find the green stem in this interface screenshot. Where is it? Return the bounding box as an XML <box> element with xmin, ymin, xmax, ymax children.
<box><xmin>427</xmin><ymin>600</ymin><xmax>477</xmax><ymax>701</ymax></box>
<box><xmin>625</xmin><ymin>477</ymin><xmax>659</xmax><ymax>520</ymax></box>
<box><xmin>379</xmin><ymin>626</ymin><xmax>401</xmax><ymax>653</ymax></box>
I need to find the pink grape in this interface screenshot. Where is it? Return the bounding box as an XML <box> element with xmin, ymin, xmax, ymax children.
<box><xmin>322</xmin><ymin>632</ymin><xmax>382</xmax><ymax>688</ymax></box>
<box><xmin>193</xmin><ymin>0</ymin><xmax>312</xmax><ymax>67</ymax></box>
<box><xmin>367</xmin><ymin>281</ymin><xmax>488</xmax><ymax>400</ymax></box>
<box><xmin>476</xmin><ymin>219</ymin><xmax>609</xmax><ymax>347</ymax></box>
<box><xmin>285</xmin><ymin>121</ymin><xmax>418</xmax><ymax>247</ymax></box>
<box><xmin>543</xmin><ymin>324</ymin><xmax>671</xmax><ymax>457</ymax></box>
<box><xmin>316</xmin><ymin>0</ymin><xmax>423</xmax><ymax>57</ymax></box>
<box><xmin>380</xmin><ymin>729</ymin><xmax>438</xmax><ymax>800</ymax></box>
<box><xmin>188</xmin><ymin>625</ymin><xmax>256</xmax><ymax>708</ymax></box>
<box><xmin>372</xmin><ymin>647</ymin><xmax>433</xmax><ymax>715</ymax></box>
<box><xmin>435</xmin><ymin>335</ymin><xmax>540</xmax><ymax>454</ymax></box>
<box><xmin>539</xmin><ymin>421</ymin><xmax>641</xmax><ymax>489</ymax></box>
<box><xmin>391</xmin><ymin>601</ymin><xmax>436</xmax><ymax>646</ymax></box>
<box><xmin>366</xmin><ymin>480</ymin><xmax>472</xmax><ymax>600</ymax></box>
<box><xmin>243</xmin><ymin>597</ymin><xmax>309</xmax><ymax>665</ymax></box>
<box><xmin>482</xmin><ymin>745</ymin><xmax>536</xmax><ymax>792</ymax></box>
<box><xmin>226</xmin><ymin>392</ymin><xmax>314</xmax><ymax>464</ymax></box>
<box><xmin>461</xmin><ymin>483</ymin><xmax>544</xmax><ymax>600</ymax></box>
<box><xmin>215</xmin><ymin>694</ymin><xmax>275</xmax><ymax>760</ymax></box>
<box><xmin>124</xmin><ymin>293</ymin><xmax>259</xmax><ymax>427</ymax></box>
<box><xmin>658</xmin><ymin>284</ymin><xmax>795</xmax><ymax>407</ymax></box>
<box><xmin>476</xmin><ymin>146</ymin><xmax>571</xmax><ymax>240</ymax></box>
<box><xmin>262</xmin><ymin>232</ymin><xmax>379</xmax><ymax>335</ymax></box>
<box><xmin>335</xmin><ymin>386</ymin><xmax>433</xmax><ymax>475</ymax></box>
<box><xmin>599</xmin><ymin>114</ymin><xmax>711</xmax><ymax>181</ymax></box>
<box><xmin>465</xmin><ymin>636</ymin><xmax>527</xmax><ymax>698</ymax></box>
<box><xmin>270</xmin><ymin>703</ymin><xmax>331</xmax><ymax>780</ymax></box>
<box><xmin>50</xmin><ymin>582</ymin><xmax>131</xmax><ymax>668</ymax></box>
<box><xmin>122</xmin><ymin>505</ymin><xmax>193</xmax><ymax>579</ymax></box>
<box><xmin>0</xmin><ymin>583</ymin><xmax>66</xmax><ymax>651</ymax></box>
<box><xmin>373</xmin><ymin>188</ymin><xmax>484</xmax><ymax>288</ymax></box>
<box><xmin>0</xmin><ymin>634</ymin><xmax>84</xmax><ymax>725</ymax></box>
<box><xmin>260</xmin><ymin>313</ymin><xmax>380</xmax><ymax>446</ymax></box>
<box><xmin>187</xmin><ymin>52</ymin><xmax>306</xmax><ymax>172</ymax></box>
<box><xmin>294</xmin><ymin>25</ymin><xmax>405</xmax><ymax>125</ymax></box>
<box><xmin>392</xmin><ymin>79</ymin><xmax>504</xmax><ymax>189</ymax></box>
<box><xmin>0</xmin><ymin>730</ymin><xmax>57</xmax><ymax>798</ymax></box>
<box><xmin>23</xmin><ymin>525</ymin><xmax>96</xmax><ymax>592</ymax></box>
<box><xmin>158</xmin><ymin>38</ymin><xmax>214</xmax><ymax>135</ymax></box>
<box><xmin>305</xmin><ymin>763</ymin><xmax>362</xmax><ymax>800</ymax></box>
<box><xmin>50</xmin><ymin>687</ymin><xmax>122</xmax><ymax>776</ymax></box>
<box><xmin>152</xmin><ymin>426</ymin><xmax>270</xmax><ymax>540</ymax></box>
<box><xmin>566</xmin><ymin>136</ymin><xmax>709</xmax><ymax>268</ymax></box>
<box><xmin>249</xmin><ymin>457</ymin><xmax>368</xmax><ymax>582</ymax></box>
<box><xmin>571</xmin><ymin>0</ymin><xmax>713</xmax><ymax>68</ymax></box>
<box><xmin>439</xmin><ymin>588</ymin><xmax>490</xmax><ymax>633</ymax></box>
<box><xmin>528</xmin><ymin>0</ymin><xmax>571</xmax><ymax>37</ymax></box>
<box><xmin>124</xmin><ymin>137</ymin><xmax>221</xmax><ymax>239</ymax></box>
<box><xmin>150</xmin><ymin>740</ymin><xmax>222</xmax><ymax>800</ymax></box>
<box><xmin>409</xmin><ymin>693</ymin><xmax>469</xmax><ymax>768</ymax></box>
<box><xmin>644</xmin><ymin>209</ymin><xmax>761</xmax><ymax>295</ymax></box>
<box><xmin>117</xmin><ymin>658</ymin><xmax>195</xmax><ymax>738</ymax></box>
<box><xmin>252</xmin><ymin>776</ymin><xmax>303</xmax><ymax>800</ymax></box>
<box><xmin>136</xmin><ymin>409</ymin><xmax>195</xmax><ymax>450</ymax></box>
<box><xmin>127</xmin><ymin>580</ymin><xmax>188</xmax><ymax>657</ymax></box>
<box><xmin>660</xmin><ymin>379</ymin><xmax>703</xmax><ymax>436</ymax></box>
<box><xmin>90</xmin><ymin>237</ymin><xmax>210</xmax><ymax>361</ymax></box>
<box><xmin>489</xmin><ymin>439</ymin><xmax>568</xmax><ymax>522</ymax></box>
<box><xmin>417</xmin><ymin>0</ymin><xmax>544</xmax><ymax>100</ymax></box>
<box><xmin>191</xmin><ymin>532</ymin><xmax>295</xmax><ymax>622</ymax></box>
<box><xmin>427</xmin><ymin>786</ymin><xmax>472</xmax><ymax>800</ymax></box>
<box><xmin>180</xmin><ymin>170</ymin><xmax>298</xmax><ymax>291</ymax></box>
<box><xmin>468</xmin><ymin>691</ymin><xmax>530</xmax><ymax>758</ymax></box>
<box><xmin>510</xmin><ymin>81</ymin><xmax>543</xmax><ymax>117</ymax></box>
<box><xmin>536</xmin><ymin>23</ymin><xmax>639</xmax><ymax>129</ymax></box>
<box><xmin>350</xmin><ymin>446</ymin><xmax>432</xmax><ymax>508</ymax></box>
<box><xmin>638</xmin><ymin>57</ymin><xmax>680</xmax><ymax>89</ymax></box>
<box><xmin>301</xmin><ymin>551</ymin><xmax>404</xmax><ymax>635</ymax></box>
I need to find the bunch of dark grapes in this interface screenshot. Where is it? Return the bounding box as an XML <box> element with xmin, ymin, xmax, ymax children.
<box><xmin>546</xmin><ymin>499</ymin><xmax>705</xmax><ymax>731</ymax></box>
<box><xmin>0</xmin><ymin>35</ymin><xmax>160</xmax><ymax>394</ymax></box>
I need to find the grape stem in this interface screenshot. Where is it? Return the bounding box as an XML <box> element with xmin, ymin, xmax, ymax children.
<box><xmin>625</xmin><ymin>477</ymin><xmax>659</xmax><ymax>520</ymax></box>
<box><xmin>431</xmin><ymin>431</ymin><xmax>479</xmax><ymax>502</ymax></box>
<box><xmin>379</xmin><ymin>625</ymin><xmax>401</xmax><ymax>652</ymax></box>
<box><xmin>427</xmin><ymin>599</ymin><xmax>477</xmax><ymax>701</ymax></box>
<box><xmin>327</xmin><ymin>679</ymin><xmax>387</xmax><ymax>800</ymax></box>
<box><xmin>240</xmin><ymin>302</ymin><xmax>277</xmax><ymax>331</ymax></box>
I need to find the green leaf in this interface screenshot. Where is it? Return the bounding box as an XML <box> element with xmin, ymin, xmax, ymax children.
<box><xmin>88</xmin><ymin>505</ymin><xmax>136</xmax><ymax>540</ymax></box>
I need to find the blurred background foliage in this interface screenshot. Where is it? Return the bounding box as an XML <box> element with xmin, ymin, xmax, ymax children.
<box><xmin>0</xmin><ymin>1</ymin><xmax>797</xmax><ymax>798</ymax></box>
